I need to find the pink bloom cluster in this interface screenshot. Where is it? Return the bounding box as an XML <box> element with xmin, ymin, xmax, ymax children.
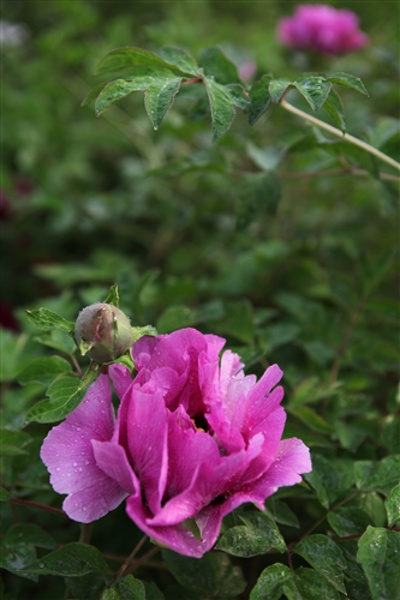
<box><xmin>277</xmin><ymin>4</ymin><xmax>369</xmax><ymax>55</ymax></box>
<box><xmin>41</xmin><ymin>328</ymin><xmax>311</xmax><ymax>557</ymax></box>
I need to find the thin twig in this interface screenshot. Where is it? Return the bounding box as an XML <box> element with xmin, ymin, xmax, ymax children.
<box><xmin>9</xmin><ymin>497</ymin><xmax>66</xmax><ymax>516</ymax></box>
<box><xmin>280</xmin><ymin>99</ymin><xmax>400</xmax><ymax>172</ymax></box>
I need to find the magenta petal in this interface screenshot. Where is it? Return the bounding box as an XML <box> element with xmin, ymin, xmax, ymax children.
<box><xmin>92</xmin><ymin>440</ymin><xmax>139</xmax><ymax>495</ymax></box>
<box><xmin>40</xmin><ymin>374</ymin><xmax>127</xmax><ymax>522</ymax></box>
<box><xmin>108</xmin><ymin>363</ymin><xmax>133</xmax><ymax>400</ymax></box>
<box><xmin>40</xmin><ymin>374</ymin><xmax>114</xmax><ymax>495</ymax></box>
<box><xmin>125</xmin><ymin>387</ymin><xmax>168</xmax><ymax>514</ymax></box>
<box><xmin>62</xmin><ymin>477</ymin><xmax>128</xmax><ymax>524</ymax></box>
<box><xmin>125</xmin><ymin>495</ymin><xmax>220</xmax><ymax>558</ymax></box>
<box><xmin>248</xmin><ymin>437</ymin><xmax>312</xmax><ymax>502</ymax></box>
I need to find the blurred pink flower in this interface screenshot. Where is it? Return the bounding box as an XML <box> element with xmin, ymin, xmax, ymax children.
<box><xmin>41</xmin><ymin>328</ymin><xmax>311</xmax><ymax>557</ymax></box>
<box><xmin>277</xmin><ymin>4</ymin><xmax>369</xmax><ymax>55</ymax></box>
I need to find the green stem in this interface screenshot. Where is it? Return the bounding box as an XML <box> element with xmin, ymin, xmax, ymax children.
<box><xmin>280</xmin><ymin>99</ymin><xmax>400</xmax><ymax>172</ymax></box>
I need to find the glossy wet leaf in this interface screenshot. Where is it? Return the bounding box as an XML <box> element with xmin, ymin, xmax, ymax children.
<box><xmin>357</xmin><ymin>527</ymin><xmax>400</xmax><ymax>600</ymax></box>
<box><xmin>326</xmin><ymin>72</ymin><xmax>369</xmax><ymax>96</ymax></box>
<box><xmin>198</xmin><ymin>47</ymin><xmax>241</xmax><ymax>85</ymax></box>
<box><xmin>248</xmin><ymin>74</ymin><xmax>272</xmax><ymax>124</ymax></box>
<box><xmin>25</xmin><ymin>308</ymin><xmax>74</xmax><ymax>334</ymax></box>
<box><xmin>385</xmin><ymin>483</ymin><xmax>400</xmax><ymax>525</ymax></box>
<box><xmin>295</xmin><ymin>534</ymin><xmax>347</xmax><ymax>593</ymax></box>
<box><xmin>21</xmin><ymin>543</ymin><xmax>110</xmax><ymax>577</ymax></box>
<box><xmin>216</xmin><ymin>511</ymin><xmax>286</xmax><ymax>557</ymax></box>
<box><xmin>144</xmin><ymin>76</ymin><xmax>183</xmax><ymax>129</ymax></box>
<box><xmin>24</xmin><ymin>370</ymin><xmax>97</xmax><ymax>424</ymax></box>
<box><xmin>203</xmin><ymin>77</ymin><xmax>236</xmax><ymax>141</ymax></box>
<box><xmin>249</xmin><ymin>563</ymin><xmax>291</xmax><ymax>600</ymax></box>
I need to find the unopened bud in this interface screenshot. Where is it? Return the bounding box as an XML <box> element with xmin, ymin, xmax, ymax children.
<box><xmin>74</xmin><ymin>303</ymin><xmax>133</xmax><ymax>363</ymax></box>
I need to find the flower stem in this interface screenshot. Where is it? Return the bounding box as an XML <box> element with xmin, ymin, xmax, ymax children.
<box><xmin>280</xmin><ymin>99</ymin><xmax>400</xmax><ymax>172</ymax></box>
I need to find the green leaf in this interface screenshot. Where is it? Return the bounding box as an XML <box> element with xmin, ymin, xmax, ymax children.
<box><xmin>94</xmin><ymin>70</ymin><xmax>172</xmax><ymax>117</ymax></box>
<box><xmin>3</xmin><ymin>524</ymin><xmax>56</xmax><ymax>550</ymax></box>
<box><xmin>101</xmin><ymin>575</ymin><xmax>146</xmax><ymax>600</ymax></box>
<box><xmin>198</xmin><ymin>47</ymin><xmax>241</xmax><ymax>84</ymax></box>
<box><xmin>323</xmin><ymin>90</ymin><xmax>346</xmax><ymax>132</ymax></box>
<box><xmin>216</xmin><ymin>511</ymin><xmax>286</xmax><ymax>557</ymax></box>
<box><xmin>17</xmin><ymin>356</ymin><xmax>72</xmax><ymax>386</ymax></box>
<box><xmin>203</xmin><ymin>77</ymin><xmax>236</xmax><ymax>141</ymax></box>
<box><xmin>357</xmin><ymin>527</ymin><xmax>400</xmax><ymax>600</ymax></box>
<box><xmin>326</xmin><ymin>72</ymin><xmax>369</xmax><ymax>96</ymax></box>
<box><xmin>25</xmin><ymin>308</ymin><xmax>75</xmax><ymax>334</ymax></box>
<box><xmin>304</xmin><ymin>453</ymin><xmax>340</xmax><ymax>508</ymax></box>
<box><xmin>293</xmin><ymin>76</ymin><xmax>332</xmax><ymax>112</ymax></box>
<box><xmin>295</xmin><ymin>534</ymin><xmax>347</xmax><ymax>593</ymax></box>
<box><xmin>264</xmin><ymin>498</ymin><xmax>300</xmax><ymax>528</ymax></box>
<box><xmin>385</xmin><ymin>484</ymin><xmax>400</xmax><ymax>525</ymax></box>
<box><xmin>235</xmin><ymin>171</ymin><xmax>281</xmax><ymax>230</ymax></box>
<box><xmin>0</xmin><ymin>538</ymin><xmax>38</xmax><ymax>582</ymax></box>
<box><xmin>0</xmin><ymin>429</ymin><xmax>32</xmax><ymax>455</ymax></box>
<box><xmin>103</xmin><ymin>283</ymin><xmax>120</xmax><ymax>307</ymax></box>
<box><xmin>81</xmin><ymin>83</ymin><xmax>108</xmax><ymax>108</ymax></box>
<box><xmin>21</xmin><ymin>543</ymin><xmax>110</xmax><ymax>577</ymax></box>
<box><xmin>249</xmin><ymin>563</ymin><xmax>291</xmax><ymax>600</ymax></box>
<box><xmin>288</xmin><ymin>567</ymin><xmax>341</xmax><ymax>600</ymax></box>
<box><xmin>328</xmin><ymin>507</ymin><xmax>373</xmax><ymax>536</ymax></box>
<box><xmin>248</xmin><ymin>74</ymin><xmax>272</xmax><ymax>124</ymax></box>
<box><xmin>95</xmin><ymin>47</ymin><xmax>190</xmax><ymax>79</ymax></box>
<box><xmin>157</xmin><ymin>46</ymin><xmax>200</xmax><ymax>76</ymax></box>
<box><xmin>144</xmin><ymin>76</ymin><xmax>182</xmax><ymax>129</ymax></box>
<box><xmin>355</xmin><ymin>455</ymin><xmax>400</xmax><ymax>495</ymax></box>
<box><xmin>226</xmin><ymin>84</ymin><xmax>250</xmax><ymax>111</ymax></box>
<box><xmin>269</xmin><ymin>79</ymin><xmax>292</xmax><ymax>104</ymax></box>
<box><xmin>162</xmin><ymin>551</ymin><xmax>246</xmax><ymax>598</ymax></box>
<box><xmin>24</xmin><ymin>370</ymin><xmax>97</xmax><ymax>424</ymax></box>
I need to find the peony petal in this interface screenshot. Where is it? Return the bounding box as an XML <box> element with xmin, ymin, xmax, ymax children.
<box><xmin>125</xmin><ymin>494</ymin><xmax>220</xmax><ymax>558</ymax></box>
<box><xmin>40</xmin><ymin>374</ymin><xmax>115</xmax><ymax>495</ymax></box>
<box><xmin>245</xmin><ymin>437</ymin><xmax>312</xmax><ymax>502</ymax></box>
<box><xmin>125</xmin><ymin>386</ymin><xmax>168</xmax><ymax>514</ymax></box>
<box><xmin>62</xmin><ymin>476</ymin><xmax>128</xmax><ymax>524</ymax></box>
<box><xmin>108</xmin><ymin>363</ymin><xmax>133</xmax><ymax>400</ymax></box>
<box><xmin>92</xmin><ymin>440</ymin><xmax>139</xmax><ymax>495</ymax></box>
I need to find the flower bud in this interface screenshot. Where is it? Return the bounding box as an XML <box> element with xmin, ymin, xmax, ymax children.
<box><xmin>75</xmin><ymin>303</ymin><xmax>133</xmax><ymax>363</ymax></box>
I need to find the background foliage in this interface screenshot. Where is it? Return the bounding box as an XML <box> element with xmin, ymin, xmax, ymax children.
<box><xmin>1</xmin><ymin>1</ymin><xmax>399</xmax><ymax>598</ymax></box>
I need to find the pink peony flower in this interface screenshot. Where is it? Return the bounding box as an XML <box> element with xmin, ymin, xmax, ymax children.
<box><xmin>277</xmin><ymin>4</ymin><xmax>369</xmax><ymax>55</ymax></box>
<box><xmin>41</xmin><ymin>328</ymin><xmax>311</xmax><ymax>557</ymax></box>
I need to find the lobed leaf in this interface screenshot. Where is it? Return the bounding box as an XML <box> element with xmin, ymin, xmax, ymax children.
<box><xmin>144</xmin><ymin>76</ymin><xmax>183</xmax><ymax>130</ymax></box>
<box><xmin>203</xmin><ymin>76</ymin><xmax>236</xmax><ymax>141</ymax></box>
<box><xmin>95</xmin><ymin>46</ymin><xmax>191</xmax><ymax>78</ymax></box>
<box><xmin>94</xmin><ymin>70</ymin><xmax>174</xmax><ymax>117</ymax></box>
<box><xmin>198</xmin><ymin>47</ymin><xmax>241</xmax><ymax>85</ymax></box>
<box><xmin>293</xmin><ymin>76</ymin><xmax>332</xmax><ymax>112</ymax></box>
<box><xmin>248</xmin><ymin>74</ymin><xmax>273</xmax><ymax>125</ymax></box>
<box><xmin>24</xmin><ymin>370</ymin><xmax>97</xmax><ymax>424</ymax></box>
<box><xmin>25</xmin><ymin>308</ymin><xmax>75</xmax><ymax>334</ymax></box>
<box><xmin>157</xmin><ymin>46</ymin><xmax>200</xmax><ymax>76</ymax></box>
<box><xmin>326</xmin><ymin>72</ymin><xmax>369</xmax><ymax>96</ymax></box>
